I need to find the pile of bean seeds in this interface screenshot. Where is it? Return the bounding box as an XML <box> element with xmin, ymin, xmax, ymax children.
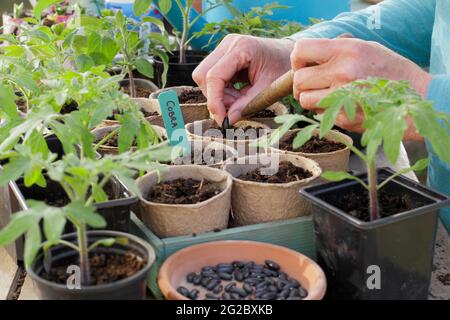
<box><xmin>176</xmin><ymin>260</ymin><xmax>308</xmax><ymax>300</ymax></box>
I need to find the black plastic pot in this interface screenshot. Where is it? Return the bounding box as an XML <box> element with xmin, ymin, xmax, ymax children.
<box><xmin>300</xmin><ymin>168</ymin><xmax>449</xmax><ymax>300</ymax></box>
<box><xmin>153</xmin><ymin>50</ymin><xmax>208</xmax><ymax>88</ymax></box>
<box><xmin>28</xmin><ymin>231</ymin><xmax>155</xmax><ymax>300</ymax></box>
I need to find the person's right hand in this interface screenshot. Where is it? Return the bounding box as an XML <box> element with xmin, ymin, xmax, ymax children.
<box><xmin>192</xmin><ymin>34</ymin><xmax>294</xmax><ymax>125</ymax></box>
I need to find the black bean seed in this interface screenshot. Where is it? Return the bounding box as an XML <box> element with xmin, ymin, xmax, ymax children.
<box><xmin>177</xmin><ymin>286</ymin><xmax>190</xmax><ymax>298</ymax></box>
<box><xmin>232</xmin><ymin>261</ymin><xmax>244</xmax><ymax>268</ymax></box>
<box><xmin>202</xmin><ymin>266</ymin><xmax>216</xmax><ymax>272</ymax></box>
<box><xmin>225</xmin><ymin>282</ymin><xmax>236</xmax><ymax>292</ymax></box>
<box><xmin>255</xmin><ymin>290</ymin><xmax>265</xmax><ymax>299</ymax></box>
<box><xmin>299</xmin><ymin>287</ymin><xmax>308</xmax><ymax>298</ymax></box>
<box><xmin>222</xmin><ymin>292</ymin><xmax>231</xmax><ymax>300</ymax></box>
<box><xmin>256</xmin><ymin>281</ymin><xmax>268</xmax><ymax>289</ymax></box>
<box><xmin>244</xmin><ymin>277</ymin><xmax>263</xmax><ymax>285</ymax></box>
<box><xmin>287</xmin><ymin>296</ymin><xmax>302</xmax><ymax>300</ymax></box>
<box><xmin>193</xmin><ymin>275</ymin><xmax>202</xmax><ymax>285</ymax></box>
<box><xmin>278</xmin><ymin>289</ymin><xmax>290</xmax><ymax>299</ymax></box>
<box><xmin>244</xmin><ymin>262</ymin><xmax>255</xmax><ymax>269</ymax></box>
<box><xmin>205</xmin><ymin>293</ymin><xmax>220</xmax><ymax>300</ymax></box>
<box><xmin>206</xmin><ymin>279</ymin><xmax>220</xmax><ymax>291</ymax></box>
<box><xmin>212</xmin><ymin>284</ymin><xmax>223</xmax><ymax>294</ymax></box>
<box><xmin>218</xmin><ymin>272</ymin><xmax>233</xmax><ymax>281</ymax></box>
<box><xmin>261</xmin><ymin>292</ymin><xmax>277</xmax><ymax>300</ymax></box>
<box><xmin>242</xmin><ymin>268</ymin><xmax>250</xmax><ymax>278</ymax></box>
<box><xmin>277</xmin><ymin>297</ymin><xmax>286</xmax><ymax>300</ymax></box>
<box><xmin>268</xmin><ymin>285</ymin><xmax>278</xmax><ymax>293</ymax></box>
<box><xmin>252</xmin><ymin>265</ymin><xmax>264</xmax><ymax>270</ymax></box>
<box><xmin>278</xmin><ymin>272</ymin><xmax>288</xmax><ymax>280</ymax></box>
<box><xmin>232</xmin><ymin>287</ymin><xmax>248</xmax><ymax>298</ymax></box>
<box><xmin>201</xmin><ymin>271</ymin><xmax>219</xmax><ymax>279</ymax></box>
<box><xmin>230</xmin><ymin>293</ymin><xmax>240</xmax><ymax>300</ymax></box>
<box><xmin>234</xmin><ymin>270</ymin><xmax>244</xmax><ymax>281</ymax></box>
<box><xmin>289</xmin><ymin>288</ymin><xmax>300</xmax><ymax>297</ymax></box>
<box><xmin>288</xmin><ymin>278</ymin><xmax>300</xmax><ymax>288</ymax></box>
<box><xmin>217</xmin><ymin>263</ymin><xmax>233</xmax><ymax>269</ymax></box>
<box><xmin>201</xmin><ymin>277</ymin><xmax>211</xmax><ymax>287</ymax></box>
<box><xmin>243</xmin><ymin>283</ymin><xmax>253</xmax><ymax>294</ymax></box>
<box><xmin>189</xmin><ymin>289</ymin><xmax>199</xmax><ymax>300</ymax></box>
<box><xmin>186</xmin><ymin>272</ymin><xmax>196</xmax><ymax>283</ymax></box>
<box><xmin>265</xmin><ymin>260</ymin><xmax>280</xmax><ymax>271</ymax></box>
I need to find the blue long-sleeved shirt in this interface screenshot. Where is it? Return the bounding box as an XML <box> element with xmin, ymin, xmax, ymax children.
<box><xmin>290</xmin><ymin>0</ymin><xmax>450</xmax><ymax>232</ymax></box>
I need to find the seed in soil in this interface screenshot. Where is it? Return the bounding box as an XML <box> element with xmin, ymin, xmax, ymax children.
<box><xmin>121</xmin><ymin>85</ymin><xmax>153</xmax><ymax>98</ymax></box>
<box><xmin>279</xmin><ymin>133</ymin><xmax>345</xmax><ymax>153</ymax></box>
<box><xmin>178</xmin><ymin>88</ymin><xmax>207</xmax><ymax>104</ymax></box>
<box><xmin>179</xmin><ymin>260</ymin><xmax>308</xmax><ymax>300</ymax></box>
<box><xmin>237</xmin><ymin>161</ymin><xmax>313</xmax><ymax>184</ymax></box>
<box><xmin>41</xmin><ymin>251</ymin><xmax>146</xmax><ymax>285</ymax></box>
<box><xmin>146</xmin><ymin>178</ymin><xmax>221</xmax><ymax>205</ymax></box>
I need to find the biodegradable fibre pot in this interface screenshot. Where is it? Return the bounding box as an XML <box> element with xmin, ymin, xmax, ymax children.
<box><xmin>153</xmin><ymin>50</ymin><xmax>207</xmax><ymax>88</ymax></box>
<box><xmin>158</xmin><ymin>240</ymin><xmax>326</xmax><ymax>300</ymax></box>
<box><xmin>224</xmin><ymin>153</ymin><xmax>321</xmax><ymax>226</ymax></box>
<box><xmin>28</xmin><ymin>231</ymin><xmax>155</xmax><ymax>300</ymax></box>
<box><xmin>185</xmin><ymin>119</ymin><xmax>271</xmax><ymax>157</ymax></box>
<box><xmin>271</xmin><ymin>128</ymin><xmax>353</xmax><ymax>172</ymax></box>
<box><xmin>300</xmin><ymin>168</ymin><xmax>450</xmax><ymax>300</ymax></box>
<box><xmin>170</xmin><ymin>139</ymin><xmax>237</xmax><ymax>168</ymax></box>
<box><xmin>149</xmin><ymin>86</ymin><xmax>210</xmax><ymax>124</ymax></box>
<box><xmin>248</xmin><ymin>102</ymin><xmax>289</xmax><ymax>129</ymax></box>
<box><xmin>92</xmin><ymin>124</ymin><xmax>167</xmax><ymax>156</ymax></box>
<box><xmin>136</xmin><ymin>165</ymin><xmax>232</xmax><ymax>238</ymax></box>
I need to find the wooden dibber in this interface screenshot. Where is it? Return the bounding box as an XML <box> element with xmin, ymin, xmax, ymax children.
<box><xmin>222</xmin><ymin>70</ymin><xmax>294</xmax><ymax>130</ymax></box>
<box><xmin>242</xmin><ymin>69</ymin><xmax>294</xmax><ymax>117</ymax></box>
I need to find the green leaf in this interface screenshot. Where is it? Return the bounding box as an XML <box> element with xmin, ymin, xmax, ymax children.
<box><xmin>411</xmin><ymin>158</ymin><xmax>429</xmax><ymax>171</ymax></box>
<box><xmin>141</xmin><ymin>16</ymin><xmax>165</xmax><ymax>32</ymax></box>
<box><xmin>158</xmin><ymin>0</ymin><xmax>172</xmax><ymax>14</ymax></box>
<box><xmin>33</xmin><ymin>0</ymin><xmax>61</xmax><ymax>20</ymax></box>
<box><xmin>115</xmin><ymin>10</ymin><xmax>126</xmax><ymax>29</ymax></box>
<box><xmin>134</xmin><ymin>0</ymin><xmax>153</xmax><ymax>17</ymax></box>
<box><xmin>75</xmin><ymin>54</ymin><xmax>95</xmax><ymax>72</ymax></box>
<box><xmin>0</xmin><ymin>156</ymin><xmax>30</xmax><ymax>186</ymax></box>
<box><xmin>319</xmin><ymin>103</ymin><xmax>341</xmax><ymax>138</ymax></box>
<box><xmin>43</xmin><ymin>209</ymin><xmax>66</xmax><ymax>245</ymax></box>
<box><xmin>0</xmin><ymin>83</ymin><xmax>20</xmax><ymax>119</ymax></box>
<box><xmin>135</xmin><ymin>58</ymin><xmax>154</xmax><ymax>79</ymax></box>
<box><xmin>24</xmin><ymin>224</ymin><xmax>41</xmax><ymax>268</ymax></box>
<box><xmin>0</xmin><ymin>214</ymin><xmax>32</xmax><ymax>246</ymax></box>
<box><xmin>292</xmin><ymin>124</ymin><xmax>318</xmax><ymax>149</ymax></box>
<box><xmin>322</xmin><ymin>171</ymin><xmax>368</xmax><ymax>189</ymax></box>
<box><xmin>118</xmin><ymin>113</ymin><xmax>140</xmax><ymax>153</ymax></box>
<box><xmin>65</xmin><ymin>202</ymin><xmax>106</xmax><ymax>229</ymax></box>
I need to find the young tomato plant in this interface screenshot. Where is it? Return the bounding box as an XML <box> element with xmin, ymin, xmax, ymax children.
<box><xmin>262</xmin><ymin>78</ymin><xmax>450</xmax><ymax>221</ymax></box>
<box><xmin>196</xmin><ymin>2</ymin><xmax>305</xmax><ymax>48</ymax></box>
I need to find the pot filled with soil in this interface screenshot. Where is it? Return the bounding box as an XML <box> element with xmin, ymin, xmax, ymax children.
<box><xmin>153</xmin><ymin>50</ymin><xmax>207</xmax><ymax>88</ymax></box>
<box><xmin>185</xmin><ymin>119</ymin><xmax>271</xmax><ymax>157</ymax></box>
<box><xmin>169</xmin><ymin>140</ymin><xmax>237</xmax><ymax>168</ymax></box>
<box><xmin>249</xmin><ymin>102</ymin><xmax>289</xmax><ymax>129</ymax></box>
<box><xmin>119</xmin><ymin>78</ymin><xmax>159</xmax><ymax>111</ymax></box>
<box><xmin>158</xmin><ymin>240</ymin><xmax>326</xmax><ymax>300</ymax></box>
<box><xmin>149</xmin><ymin>86</ymin><xmax>209</xmax><ymax>124</ymax></box>
<box><xmin>300</xmin><ymin>168</ymin><xmax>450</xmax><ymax>300</ymax></box>
<box><xmin>136</xmin><ymin>165</ymin><xmax>232</xmax><ymax>238</ymax></box>
<box><xmin>224</xmin><ymin>153</ymin><xmax>321</xmax><ymax>226</ymax></box>
<box><xmin>271</xmin><ymin>128</ymin><xmax>352</xmax><ymax>172</ymax></box>
<box><xmin>92</xmin><ymin>125</ymin><xmax>167</xmax><ymax>156</ymax></box>
<box><xmin>28</xmin><ymin>230</ymin><xmax>155</xmax><ymax>300</ymax></box>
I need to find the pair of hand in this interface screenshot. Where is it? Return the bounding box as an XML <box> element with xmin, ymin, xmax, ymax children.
<box><xmin>192</xmin><ymin>34</ymin><xmax>430</xmax><ymax>139</ymax></box>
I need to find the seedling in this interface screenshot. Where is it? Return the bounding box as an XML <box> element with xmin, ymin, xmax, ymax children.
<box><xmin>262</xmin><ymin>78</ymin><xmax>450</xmax><ymax>221</ymax></box>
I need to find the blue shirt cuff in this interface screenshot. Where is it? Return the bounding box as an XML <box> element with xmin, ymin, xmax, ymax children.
<box><xmin>426</xmin><ymin>75</ymin><xmax>450</xmax><ymax>113</ymax></box>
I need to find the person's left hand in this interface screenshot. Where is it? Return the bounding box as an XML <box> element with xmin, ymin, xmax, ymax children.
<box><xmin>291</xmin><ymin>38</ymin><xmax>431</xmax><ymax>137</ymax></box>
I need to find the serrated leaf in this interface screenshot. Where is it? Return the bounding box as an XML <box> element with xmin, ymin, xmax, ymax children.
<box><xmin>75</xmin><ymin>54</ymin><xmax>95</xmax><ymax>72</ymax></box>
<box><xmin>24</xmin><ymin>223</ymin><xmax>41</xmax><ymax>268</ymax></box>
<box><xmin>65</xmin><ymin>202</ymin><xmax>106</xmax><ymax>229</ymax></box>
<box><xmin>0</xmin><ymin>214</ymin><xmax>33</xmax><ymax>246</ymax></box>
<box><xmin>319</xmin><ymin>103</ymin><xmax>341</xmax><ymax>138</ymax></box>
<box><xmin>43</xmin><ymin>209</ymin><xmax>66</xmax><ymax>244</ymax></box>
<box><xmin>158</xmin><ymin>0</ymin><xmax>172</xmax><ymax>14</ymax></box>
<box><xmin>292</xmin><ymin>124</ymin><xmax>318</xmax><ymax>149</ymax></box>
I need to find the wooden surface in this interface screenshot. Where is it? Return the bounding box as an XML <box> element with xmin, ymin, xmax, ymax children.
<box><xmin>0</xmin><ymin>247</ymin><xmax>17</xmax><ymax>300</ymax></box>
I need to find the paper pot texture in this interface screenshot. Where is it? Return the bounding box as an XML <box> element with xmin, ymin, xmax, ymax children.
<box><xmin>136</xmin><ymin>165</ymin><xmax>232</xmax><ymax>238</ymax></box>
<box><xmin>185</xmin><ymin>119</ymin><xmax>271</xmax><ymax>157</ymax></box>
<box><xmin>224</xmin><ymin>153</ymin><xmax>321</xmax><ymax>226</ymax></box>
<box><xmin>149</xmin><ymin>86</ymin><xmax>210</xmax><ymax>124</ymax></box>
<box><xmin>271</xmin><ymin>129</ymin><xmax>353</xmax><ymax>172</ymax></box>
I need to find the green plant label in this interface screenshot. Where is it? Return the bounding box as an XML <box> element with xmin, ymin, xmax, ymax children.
<box><xmin>158</xmin><ymin>90</ymin><xmax>190</xmax><ymax>155</ymax></box>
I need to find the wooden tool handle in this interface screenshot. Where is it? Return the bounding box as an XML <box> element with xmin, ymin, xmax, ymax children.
<box><xmin>241</xmin><ymin>70</ymin><xmax>294</xmax><ymax>117</ymax></box>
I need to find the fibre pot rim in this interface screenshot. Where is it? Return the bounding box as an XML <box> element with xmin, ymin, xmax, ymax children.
<box><xmin>27</xmin><ymin>230</ymin><xmax>155</xmax><ymax>293</ymax></box>
<box><xmin>158</xmin><ymin>240</ymin><xmax>327</xmax><ymax>300</ymax></box>
<box><xmin>300</xmin><ymin>167</ymin><xmax>450</xmax><ymax>229</ymax></box>
<box><xmin>224</xmin><ymin>153</ymin><xmax>322</xmax><ymax>188</ymax></box>
<box><xmin>271</xmin><ymin>128</ymin><xmax>353</xmax><ymax>156</ymax></box>
<box><xmin>149</xmin><ymin>85</ymin><xmax>207</xmax><ymax>106</ymax></box>
<box><xmin>137</xmin><ymin>165</ymin><xmax>233</xmax><ymax>208</ymax></box>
